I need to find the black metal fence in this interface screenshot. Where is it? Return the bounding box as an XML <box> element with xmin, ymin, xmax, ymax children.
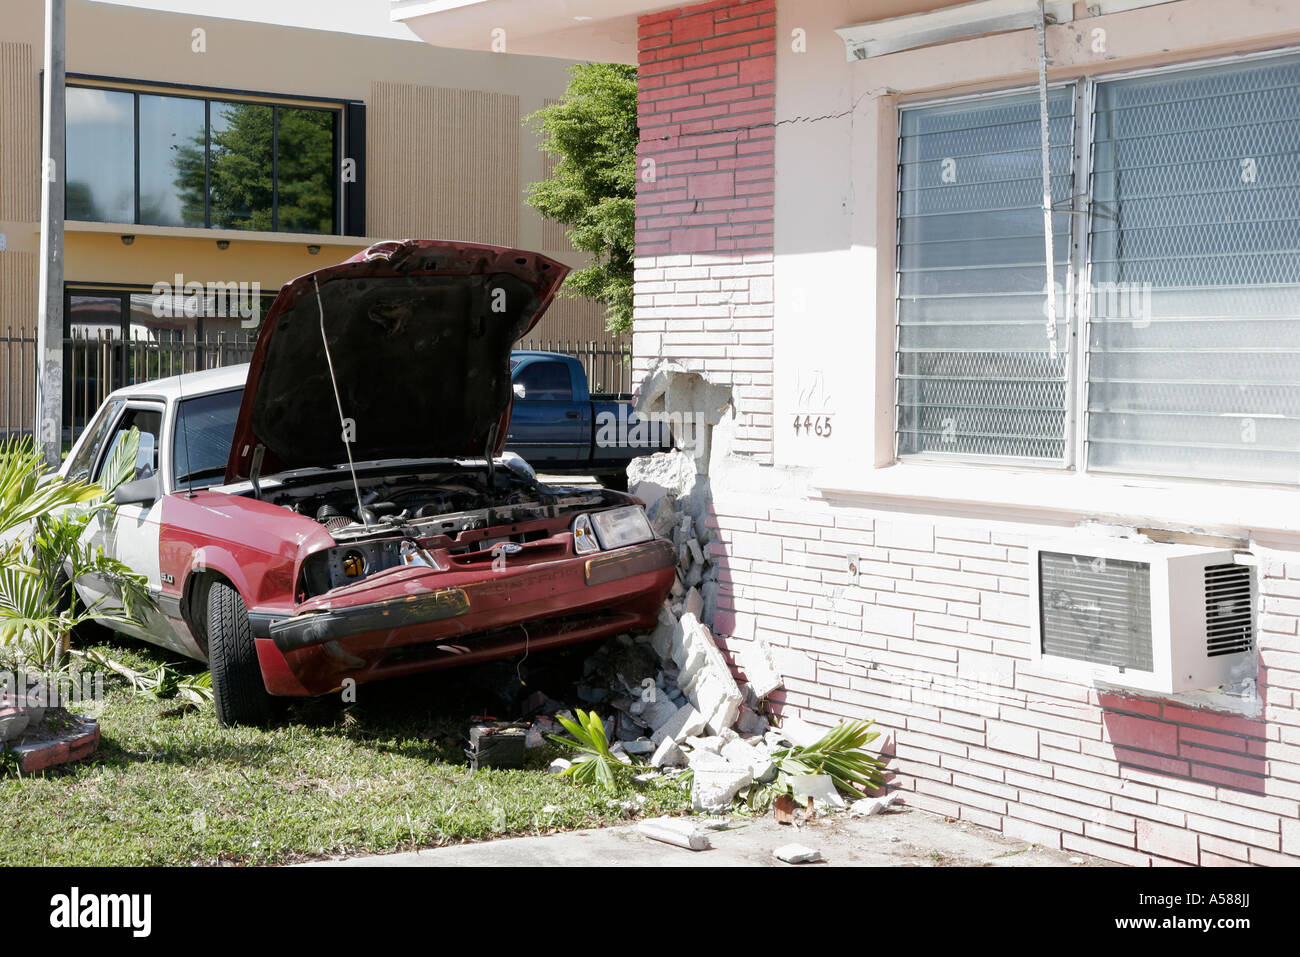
<box><xmin>2</xmin><ymin>329</ymin><xmax>632</xmax><ymax>445</ymax></box>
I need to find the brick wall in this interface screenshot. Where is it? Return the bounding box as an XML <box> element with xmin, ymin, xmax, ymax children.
<box><xmin>631</xmin><ymin>0</ymin><xmax>1300</xmax><ymax>866</ymax></box>
<box><xmin>706</xmin><ymin>497</ymin><xmax>1300</xmax><ymax>866</ymax></box>
<box><xmin>634</xmin><ymin>0</ymin><xmax>776</xmax><ymax>461</ymax></box>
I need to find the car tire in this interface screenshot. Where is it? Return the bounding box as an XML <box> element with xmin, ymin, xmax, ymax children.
<box><xmin>207</xmin><ymin>580</ymin><xmax>274</xmax><ymax>727</ymax></box>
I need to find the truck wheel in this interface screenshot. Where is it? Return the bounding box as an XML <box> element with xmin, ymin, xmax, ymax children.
<box><xmin>207</xmin><ymin>581</ymin><xmax>274</xmax><ymax>727</ymax></box>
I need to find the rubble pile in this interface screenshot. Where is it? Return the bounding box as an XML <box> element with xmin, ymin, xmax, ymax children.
<box><xmin>520</xmin><ymin>450</ymin><xmax>813</xmax><ymax>814</ymax></box>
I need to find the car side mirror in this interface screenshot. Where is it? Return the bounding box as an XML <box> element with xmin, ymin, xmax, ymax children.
<box><xmin>513</xmin><ymin>382</ymin><xmax>526</xmax><ymax>399</ymax></box>
<box><xmin>114</xmin><ymin>474</ymin><xmax>161</xmax><ymax>507</ymax></box>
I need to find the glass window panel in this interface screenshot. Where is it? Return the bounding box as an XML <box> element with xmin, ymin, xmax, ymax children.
<box><xmin>209</xmin><ymin>100</ymin><xmax>273</xmax><ymax>230</ymax></box>
<box><xmin>896</xmin><ymin>87</ymin><xmax>1075</xmax><ymax>461</ymax></box>
<box><xmin>174</xmin><ymin>389</ymin><xmax>244</xmax><ymax>489</ymax></box>
<box><xmin>139</xmin><ymin>94</ymin><xmax>206</xmax><ymax>227</ymax></box>
<box><xmin>276</xmin><ymin>107</ymin><xmax>337</xmax><ymax>234</ymax></box>
<box><xmin>1088</xmin><ymin>53</ymin><xmax>1300</xmax><ymax>484</ymax></box>
<box><xmin>65</xmin><ymin>87</ymin><xmax>134</xmax><ymax>223</ymax></box>
<box><xmin>515</xmin><ymin>361</ymin><xmax>574</xmax><ymax>401</ymax></box>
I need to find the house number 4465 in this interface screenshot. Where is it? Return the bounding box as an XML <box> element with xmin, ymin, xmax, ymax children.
<box><xmin>793</xmin><ymin>415</ymin><xmax>833</xmax><ymax>437</ymax></box>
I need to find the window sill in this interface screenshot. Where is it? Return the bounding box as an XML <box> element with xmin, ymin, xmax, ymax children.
<box><xmin>54</xmin><ymin>220</ymin><xmax>373</xmax><ymax>248</ymax></box>
<box><xmin>813</xmin><ymin>460</ymin><xmax>1300</xmax><ymax>538</ymax></box>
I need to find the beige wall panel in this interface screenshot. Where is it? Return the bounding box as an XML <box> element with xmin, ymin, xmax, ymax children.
<box><xmin>0</xmin><ymin>41</ymin><xmax>38</xmax><ymax>224</ymax></box>
<box><xmin>368</xmin><ymin>81</ymin><xmax>520</xmax><ymax>246</ymax></box>
<box><xmin>524</xmin><ymin>293</ymin><xmax>617</xmax><ymax>348</ymax></box>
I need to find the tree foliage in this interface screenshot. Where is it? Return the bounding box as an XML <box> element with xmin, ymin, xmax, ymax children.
<box><xmin>174</xmin><ymin>103</ymin><xmax>335</xmax><ymax>233</ymax></box>
<box><xmin>525</xmin><ymin>63</ymin><xmax>638</xmax><ymax>335</ymax></box>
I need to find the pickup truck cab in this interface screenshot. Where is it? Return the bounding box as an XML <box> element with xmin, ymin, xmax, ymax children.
<box><xmin>506</xmin><ymin>351</ymin><xmax>672</xmax><ymax>490</ymax></box>
<box><xmin>59</xmin><ymin>240</ymin><xmax>676</xmax><ymax>726</ymax></box>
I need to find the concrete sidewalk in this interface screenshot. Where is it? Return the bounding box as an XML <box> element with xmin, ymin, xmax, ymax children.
<box><xmin>300</xmin><ymin>805</ymin><xmax>1111</xmax><ymax>867</ymax></box>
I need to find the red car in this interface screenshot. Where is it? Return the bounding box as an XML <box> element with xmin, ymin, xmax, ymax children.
<box><xmin>62</xmin><ymin>240</ymin><xmax>676</xmax><ymax>725</ymax></box>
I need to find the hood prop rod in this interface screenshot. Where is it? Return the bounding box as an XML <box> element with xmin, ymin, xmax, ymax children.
<box><xmin>314</xmin><ymin>275</ymin><xmax>369</xmax><ymax>530</ymax></box>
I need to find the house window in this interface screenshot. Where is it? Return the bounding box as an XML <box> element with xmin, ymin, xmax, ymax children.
<box><xmin>896</xmin><ymin>51</ymin><xmax>1300</xmax><ymax>486</ymax></box>
<box><xmin>66</xmin><ymin>83</ymin><xmax>341</xmax><ymax>234</ymax></box>
<box><xmin>896</xmin><ymin>87</ymin><xmax>1075</xmax><ymax>461</ymax></box>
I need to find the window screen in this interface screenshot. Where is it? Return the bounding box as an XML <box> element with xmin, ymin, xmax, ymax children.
<box><xmin>896</xmin><ymin>87</ymin><xmax>1075</xmax><ymax>460</ymax></box>
<box><xmin>1039</xmin><ymin>551</ymin><xmax>1154</xmax><ymax>671</ymax></box>
<box><xmin>1088</xmin><ymin>54</ymin><xmax>1300</xmax><ymax>483</ymax></box>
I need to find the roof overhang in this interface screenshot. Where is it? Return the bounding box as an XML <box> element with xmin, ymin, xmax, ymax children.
<box><xmin>389</xmin><ymin>0</ymin><xmax>677</xmax><ymax>63</ymax></box>
<box><xmin>835</xmin><ymin>0</ymin><xmax>1075</xmax><ymax>62</ymax></box>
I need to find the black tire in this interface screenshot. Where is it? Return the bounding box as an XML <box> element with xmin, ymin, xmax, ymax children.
<box><xmin>207</xmin><ymin>581</ymin><xmax>274</xmax><ymax>727</ymax></box>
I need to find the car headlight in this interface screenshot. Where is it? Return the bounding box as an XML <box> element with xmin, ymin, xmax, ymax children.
<box><xmin>590</xmin><ymin>505</ymin><xmax>654</xmax><ymax>550</ymax></box>
<box><xmin>572</xmin><ymin>513</ymin><xmax>600</xmax><ymax>554</ymax></box>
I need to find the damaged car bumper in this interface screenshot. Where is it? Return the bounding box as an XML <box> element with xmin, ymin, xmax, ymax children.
<box><xmin>255</xmin><ymin>538</ymin><xmax>676</xmax><ymax>696</ymax></box>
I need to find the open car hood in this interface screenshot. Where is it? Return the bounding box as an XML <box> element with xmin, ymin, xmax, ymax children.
<box><xmin>225</xmin><ymin>240</ymin><xmax>569</xmax><ymax>483</ymax></box>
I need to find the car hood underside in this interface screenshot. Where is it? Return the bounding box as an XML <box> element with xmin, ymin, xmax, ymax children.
<box><xmin>226</xmin><ymin>240</ymin><xmax>569</xmax><ymax>483</ymax></box>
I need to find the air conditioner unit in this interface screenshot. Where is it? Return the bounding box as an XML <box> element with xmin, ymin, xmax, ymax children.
<box><xmin>1029</xmin><ymin>538</ymin><xmax>1256</xmax><ymax>694</ymax></box>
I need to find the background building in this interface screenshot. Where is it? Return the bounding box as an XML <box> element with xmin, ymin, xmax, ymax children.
<box><xmin>0</xmin><ymin>0</ymin><xmax>622</xmax><ymax>439</ymax></box>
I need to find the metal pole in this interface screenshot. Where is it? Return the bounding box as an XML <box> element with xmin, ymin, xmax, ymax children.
<box><xmin>35</xmin><ymin>0</ymin><xmax>65</xmax><ymax>466</ymax></box>
<box><xmin>1036</xmin><ymin>0</ymin><xmax>1058</xmax><ymax>363</ymax></box>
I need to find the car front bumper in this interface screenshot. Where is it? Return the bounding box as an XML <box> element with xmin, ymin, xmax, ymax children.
<box><xmin>253</xmin><ymin>538</ymin><xmax>676</xmax><ymax>696</ymax></box>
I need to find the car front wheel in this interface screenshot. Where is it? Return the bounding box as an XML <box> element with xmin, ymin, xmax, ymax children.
<box><xmin>207</xmin><ymin>580</ymin><xmax>274</xmax><ymax>727</ymax></box>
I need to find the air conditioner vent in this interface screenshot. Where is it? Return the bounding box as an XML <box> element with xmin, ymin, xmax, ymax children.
<box><xmin>1030</xmin><ymin>538</ymin><xmax>1257</xmax><ymax>694</ymax></box>
<box><xmin>1204</xmin><ymin>563</ymin><xmax>1254</xmax><ymax>657</ymax></box>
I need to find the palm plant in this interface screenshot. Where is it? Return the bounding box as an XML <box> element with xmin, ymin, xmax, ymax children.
<box><xmin>747</xmin><ymin>719</ymin><xmax>887</xmax><ymax>812</ymax></box>
<box><xmin>0</xmin><ymin>432</ymin><xmax>155</xmax><ymax>671</ymax></box>
<box><xmin>547</xmin><ymin>708</ymin><xmax>627</xmax><ymax>792</ymax></box>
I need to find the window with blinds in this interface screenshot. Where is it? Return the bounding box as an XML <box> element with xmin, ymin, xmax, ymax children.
<box><xmin>895</xmin><ymin>50</ymin><xmax>1300</xmax><ymax>486</ymax></box>
<box><xmin>1087</xmin><ymin>54</ymin><xmax>1300</xmax><ymax>484</ymax></box>
<box><xmin>896</xmin><ymin>88</ymin><xmax>1075</xmax><ymax>461</ymax></box>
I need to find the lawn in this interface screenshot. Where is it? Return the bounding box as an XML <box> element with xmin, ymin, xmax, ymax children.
<box><xmin>0</xmin><ymin>637</ymin><xmax>691</xmax><ymax>866</ymax></box>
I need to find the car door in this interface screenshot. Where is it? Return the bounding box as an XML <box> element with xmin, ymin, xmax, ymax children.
<box><xmin>77</xmin><ymin>402</ymin><xmax>176</xmax><ymax>648</ymax></box>
<box><xmin>506</xmin><ymin>358</ymin><xmax>588</xmax><ymax>467</ymax></box>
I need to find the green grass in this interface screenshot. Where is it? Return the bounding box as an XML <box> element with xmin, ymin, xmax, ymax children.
<box><xmin>0</xmin><ymin>638</ymin><xmax>690</xmax><ymax>866</ymax></box>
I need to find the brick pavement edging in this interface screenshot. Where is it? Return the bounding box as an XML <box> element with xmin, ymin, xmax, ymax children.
<box><xmin>1</xmin><ymin>711</ymin><xmax>100</xmax><ymax>772</ymax></box>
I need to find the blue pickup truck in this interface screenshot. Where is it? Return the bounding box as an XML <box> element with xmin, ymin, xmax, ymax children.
<box><xmin>506</xmin><ymin>351</ymin><xmax>672</xmax><ymax>489</ymax></box>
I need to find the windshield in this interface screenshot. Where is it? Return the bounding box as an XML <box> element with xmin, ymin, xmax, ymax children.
<box><xmin>172</xmin><ymin>388</ymin><xmax>244</xmax><ymax>489</ymax></box>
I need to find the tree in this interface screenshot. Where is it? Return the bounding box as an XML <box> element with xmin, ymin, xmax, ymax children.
<box><xmin>525</xmin><ymin>63</ymin><xmax>638</xmax><ymax>335</ymax></box>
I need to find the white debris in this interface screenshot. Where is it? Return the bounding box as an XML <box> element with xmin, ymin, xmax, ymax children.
<box><xmin>737</xmin><ymin>637</ymin><xmax>783</xmax><ymax>700</ymax></box>
<box><xmin>650</xmin><ymin>737</ymin><xmax>685</xmax><ymax>768</ymax></box>
<box><xmin>683</xmin><ymin>735</ymin><xmax>725</xmax><ymax>756</ymax></box>
<box><xmin>547</xmin><ymin>758</ymin><xmax>572</xmax><ymax>775</ymax></box>
<box><xmin>790</xmin><ymin>773</ymin><xmax>845</xmax><ymax>808</ymax></box>
<box><xmin>773</xmin><ymin>844</ymin><xmax>822</xmax><ymax>864</ymax></box>
<box><xmin>683</xmin><ymin>586</ymin><xmax>704</xmax><ymax>621</ymax></box>
<box><xmin>721</xmin><ymin>737</ymin><xmax>776</xmax><ymax>783</ymax></box>
<box><xmin>640</xmin><ymin>694</ymin><xmax>680</xmax><ymax>731</ymax></box>
<box><xmin>735</xmin><ymin>705</ymin><xmax>768</xmax><ymax>736</ymax></box>
<box><xmin>849</xmin><ymin>793</ymin><xmax>900</xmax><ymax>817</ymax></box>
<box><xmin>638</xmin><ymin>816</ymin><xmax>712</xmax><ymax>851</ymax></box>
<box><xmin>672</xmin><ymin>614</ymin><xmax>742</xmax><ymax>734</ymax></box>
<box><xmin>651</xmin><ymin>704</ymin><xmax>707</xmax><ymax>746</ymax></box>
<box><xmin>691</xmin><ymin>763</ymin><xmax>753</xmax><ymax>813</ymax></box>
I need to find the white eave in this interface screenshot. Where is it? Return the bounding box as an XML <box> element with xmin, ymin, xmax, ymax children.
<box><xmin>835</xmin><ymin>0</ymin><xmax>1075</xmax><ymax>62</ymax></box>
<box><xmin>389</xmin><ymin>0</ymin><xmax>677</xmax><ymax>63</ymax></box>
